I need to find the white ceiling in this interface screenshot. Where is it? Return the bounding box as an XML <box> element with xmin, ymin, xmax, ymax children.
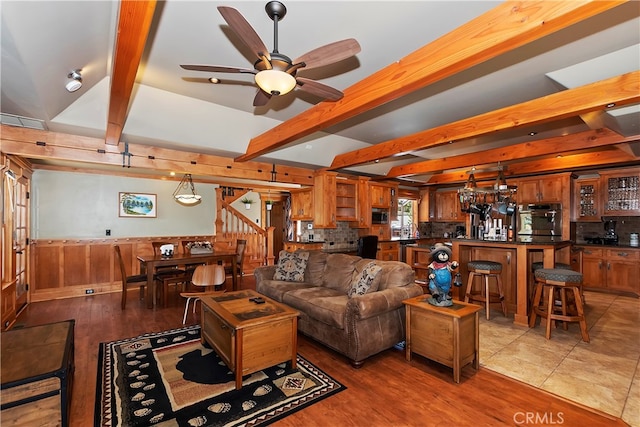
<box><xmin>1</xmin><ymin>1</ymin><xmax>639</xmax><ymax>181</ymax></box>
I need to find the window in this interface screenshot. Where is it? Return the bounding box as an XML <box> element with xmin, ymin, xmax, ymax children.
<box><xmin>392</xmin><ymin>199</ymin><xmax>416</xmax><ymax>238</ymax></box>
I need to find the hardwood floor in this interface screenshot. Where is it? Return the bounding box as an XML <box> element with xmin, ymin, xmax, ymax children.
<box><xmin>12</xmin><ymin>277</ymin><xmax>627</xmax><ymax>427</ymax></box>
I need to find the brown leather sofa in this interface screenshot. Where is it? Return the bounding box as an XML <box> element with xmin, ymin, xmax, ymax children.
<box><xmin>255</xmin><ymin>251</ymin><xmax>423</xmax><ymax>367</ymax></box>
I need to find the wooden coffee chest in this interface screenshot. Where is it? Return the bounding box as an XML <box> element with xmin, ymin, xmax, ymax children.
<box><xmin>1</xmin><ymin>320</ymin><xmax>75</xmax><ymax>426</ymax></box>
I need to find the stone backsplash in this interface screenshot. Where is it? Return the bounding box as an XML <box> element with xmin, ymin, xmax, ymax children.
<box><xmin>573</xmin><ymin>216</ymin><xmax>640</xmax><ymax>246</ymax></box>
<box><xmin>298</xmin><ymin>221</ymin><xmax>360</xmax><ymax>251</ymax></box>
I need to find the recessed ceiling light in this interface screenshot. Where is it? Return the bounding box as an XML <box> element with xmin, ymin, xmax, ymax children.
<box><xmin>606</xmin><ymin>103</ymin><xmax>616</xmax><ymax>108</ymax></box>
<box><xmin>529</xmin><ymin>131</ymin><xmax>537</xmax><ymax>136</ymax></box>
<box><xmin>374</xmin><ymin>159</ymin><xmax>380</xmax><ymax>163</ymax></box>
<box><xmin>556</xmin><ymin>155</ymin><xmax>563</xmax><ymax>158</ymax></box>
<box><xmin>209</xmin><ymin>77</ymin><xmax>220</xmax><ymax>84</ymax></box>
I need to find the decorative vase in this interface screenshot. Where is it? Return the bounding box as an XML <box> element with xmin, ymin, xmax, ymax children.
<box><xmin>266</xmin><ymin>203</ymin><xmax>273</xmax><ymax>211</ymax></box>
<box><xmin>245</xmin><ymin>203</ymin><xmax>252</xmax><ymax>210</ymax></box>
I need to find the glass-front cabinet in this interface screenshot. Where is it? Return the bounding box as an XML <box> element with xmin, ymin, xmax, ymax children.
<box><xmin>574</xmin><ymin>178</ymin><xmax>600</xmax><ymax>222</ymax></box>
<box><xmin>602</xmin><ymin>171</ymin><xmax>640</xmax><ymax>216</ymax></box>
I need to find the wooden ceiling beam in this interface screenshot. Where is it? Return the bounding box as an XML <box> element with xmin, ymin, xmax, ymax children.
<box><xmin>425</xmin><ymin>149</ymin><xmax>638</xmax><ymax>185</ymax></box>
<box><xmin>236</xmin><ymin>1</ymin><xmax>627</xmax><ymax>162</ymax></box>
<box><xmin>387</xmin><ymin>128</ymin><xmax>632</xmax><ymax>178</ymax></box>
<box><xmin>1</xmin><ymin>126</ymin><xmax>314</xmax><ymax>185</ymax></box>
<box><xmin>105</xmin><ymin>0</ymin><xmax>157</xmax><ymax>146</ymax></box>
<box><xmin>331</xmin><ymin>71</ymin><xmax>639</xmax><ymax>170</ymax></box>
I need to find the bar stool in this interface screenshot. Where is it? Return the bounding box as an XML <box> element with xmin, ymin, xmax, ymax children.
<box><xmin>531</xmin><ymin>262</ymin><xmax>584</xmax><ymax>304</ymax></box>
<box><xmin>464</xmin><ymin>260</ymin><xmax>507</xmax><ymax>320</ymax></box>
<box><xmin>529</xmin><ymin>268</ymin><xmax>589</xmax><ymax>342</ymax></box>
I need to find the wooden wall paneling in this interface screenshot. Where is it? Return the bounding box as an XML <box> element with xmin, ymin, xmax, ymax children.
<box><xmin>63</xmin><ymin>245</ymin><xmax>89</xmax><ymax>287</ymax></box>
<box><xmin>34</xmin><ymin>245</ymin><xmax>60</xmax><ymax>290</ymax></box>
<box><xmin>90</xmin><ymin>244</ymin><xmax>112</xmax><ymax>284</ymax></box>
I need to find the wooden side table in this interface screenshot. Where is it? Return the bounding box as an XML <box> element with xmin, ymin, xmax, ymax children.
<box><xmin>1</xmin><ymin>320</ymin><xmax>75</xmax><ymax>426</ymax></box>
<box><xmin>403</xmin><ymin>296</ymin><xmax>481</xmax><ymax>383</ymax></box>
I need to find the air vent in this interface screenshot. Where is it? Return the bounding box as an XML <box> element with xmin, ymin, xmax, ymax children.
<box><xmin>0</xmin><ymin>113</ymin><xmax>46</xmax><ymax>130</ymax></box>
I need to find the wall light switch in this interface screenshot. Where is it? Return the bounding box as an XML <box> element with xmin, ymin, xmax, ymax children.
<box><xmin>106</xmin><ymin>229</ymin><xmax>111</xmax><ymax>236</ymax></box>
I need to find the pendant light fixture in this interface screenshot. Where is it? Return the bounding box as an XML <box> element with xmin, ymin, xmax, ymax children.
<box><xmin>173</xmin><ymin>174</ymin><xmax>202</xmax><ymax>205</ymax></box>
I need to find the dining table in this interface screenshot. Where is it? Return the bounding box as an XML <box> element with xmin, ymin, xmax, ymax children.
<box><xmin>137</xmin><ymin>251</ymin><xmax>238</xmax><ymax>309</ymax></box>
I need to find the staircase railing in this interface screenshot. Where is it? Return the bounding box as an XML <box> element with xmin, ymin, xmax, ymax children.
<box><xmin>214</xmin><ymin>189</ymin><xmax>275</xmax><ymax>272</ymax></box>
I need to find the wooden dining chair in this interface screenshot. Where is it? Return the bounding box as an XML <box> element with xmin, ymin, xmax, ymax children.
<box><xmin>115</xmin><ymin>245</ymin><xmax>148</xmax><ymax>309</ymax></box>
<box><xmin>180</xmin><ymin>264</ymin><xmax>226</xmax><ymax>324</ymax></box>
<box><xmin>224</xmin><ymin>239</ymin><xmax>246</xmax><ymax>280</ymax></box>
<box><xmin>151</xmin><ymin>241</ymin><xmax>191</xmax><ymax>307</ymax></box>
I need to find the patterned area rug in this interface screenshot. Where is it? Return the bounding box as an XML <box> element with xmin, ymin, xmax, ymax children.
<box><xmin>95</xmin><ymin>325</ymin><xmax>345</xmax><ymax>426</ymax></box>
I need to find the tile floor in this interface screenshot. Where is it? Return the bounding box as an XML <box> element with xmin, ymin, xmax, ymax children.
<box><xmin>478</xmin><ymin>291</ymin><xmax>640</xmax><ymax>427</ymax></box>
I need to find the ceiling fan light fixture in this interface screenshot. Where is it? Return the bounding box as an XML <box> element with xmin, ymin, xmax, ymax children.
<box><xmin>65</xmin><ymin>70</ymin><xmax>82</xmax><ymax>92</ymax></box>
<box><xmin>255</xmin><ymin>69</ymin><xmax>296</xmax><ymax>96</ymax></box>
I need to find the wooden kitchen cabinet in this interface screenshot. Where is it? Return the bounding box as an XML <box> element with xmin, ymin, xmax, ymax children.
<box><xmin>418</xmin><ymin>188</ymin><xmax>434</xmax><ymax>222</ymax></box>
<box><xmin>601</xmin><ymin>169</ymin><xmax>640</xmax><ymax>216</ymax></box>
<box><xmin>390</xmin><ymin>184</ymin><xmax>399</xmax><ymax>221</ymax></box>
<box><xmin>284</xmin><ymin>242</ymin><xmax>323</xmax><ymax>252</ymax></box>
<box><xmin>370</xmin><ymin>224</ymin><xmax>391</xmax><ymax>241</ymax></box>
<box><xmin>370</xmin><ymin>183</ymin><xmax>391</xmax><ymax>208</ymax></box>
<box><xmin>313</xmin><ymin>171</ymin><xmax>337</xmax><ymax>228</ymax></box>
<box><xmin>377</xmin><ymin>241</ymin><xmax>399</xmax><ymax>261</ymax></box>
<box><xmin>469</xmin><ymin>247</ymin><xmax>516</xmax><ymax>314</ymax></box>
<box><xmin>573</xmin><ymin>178</ymin><xmax>601</xmax><ymax>222</ymax></box>
<box><xmin>581</xmin><ymin>247</ymin><xmax>604</xmax><ymax>289</ymax></box>
<box><xmin>353</xmin><ymin>177</ymin><xmax>372</xmax><ymax>228</ymax></box>
<box><xmin>435</xmin><ymin>190</ymin><xmax>462</xmax><ymax>221</ymax></box>
<box><xmin>604</xmin><ymin>249</ymin><xmax>639</xmax><ymax>295</ymax></box>
<box><xmin>578</xmin><ymin>246</ymin><xmax>639</xmax><ymax>295</ymax></box>
<box><xmin>290</xmin><ymin>172</ymin><xmax>338</xmax><ymax>227</ymax></box>
<box><xmin>290</xmin><ymin>188</ymin><xmax>313</xmax><ymax>220</ymax></box>
<box><xmin>516</xmin><ymin>174</ymin><xmax>567</xmax><ymax>203</ymax></box>
<box><xmin>336</xmin><ymin>179</ymin><xmax>358</xmax><ymax>221</ymax></box>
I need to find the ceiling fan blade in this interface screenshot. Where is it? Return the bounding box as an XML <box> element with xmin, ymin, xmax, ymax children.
<box><xmin>180</xmin><ymin>64</ymin><xmax>256</xmax><ymax>74</ymax></box>
<box><xmin>217</xmin><ymin>6</ymin><xmax>271</xmax><ymax>62</ymax></box>
<box><xmin>253</xmin><ymin>89</ymin><xmax>272</xmax><ymax>107</ymax></box>
<box><xmin>180</xmin><ymin>65</ymin><xmax>256</xmax><ymax>74</ymax></box>
<box><xmin>293</xmin><ymin>39</ymin><xmax>361</xmax><ymax>71</ymax></box>
<box><xmin>296</xmin><ymin>77</ymin><xmax>343</xmax><ymax>101</ymax></box>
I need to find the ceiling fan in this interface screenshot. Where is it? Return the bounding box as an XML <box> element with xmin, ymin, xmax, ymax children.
<box><xmin>180</xmin><ymin>1</ymin><xmax>361</xmax><ymax>106</ymax></box>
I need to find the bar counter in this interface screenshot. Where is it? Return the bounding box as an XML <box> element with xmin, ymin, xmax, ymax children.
<box><xmin>406</xmin><ymin>239</ymin><xmax>572</xmax><ymax>327</ymax></box>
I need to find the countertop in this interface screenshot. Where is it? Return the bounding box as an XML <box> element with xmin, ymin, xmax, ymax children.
<box><xmin>409</xmin><ymin>238</ymin><xmax>572</xmax><ymax>248</ymax></box>
<box><xmin>573</xmin><ymin>243</ymin><xmax>639</xmax><ymax>250</ymax></box>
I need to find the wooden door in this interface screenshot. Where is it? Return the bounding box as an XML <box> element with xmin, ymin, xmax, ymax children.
<box><xmin>269</xmin><ymin>202</ymin><xmax>285</xmax><ymax>263</ymax></box>
<box><xmin>14</xmin><ymin>176</ymin><xmax>29</xmax><ymax>311</ymax></box>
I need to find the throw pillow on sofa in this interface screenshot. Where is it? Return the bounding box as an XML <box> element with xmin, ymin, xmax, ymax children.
<box><xmin>348</xmin><ymin>261</ymin><xmax>382</xmax><ymax>297</ymax></box>
<box><xmin>274</xmin><ymin>250</ymin><xmax>310</xmax><ymax>282</ymax></box>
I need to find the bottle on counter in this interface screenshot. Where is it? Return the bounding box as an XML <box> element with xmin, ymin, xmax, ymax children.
<box><xmin>508</xmin><ymin>225</ymin><xmax>514</xmax><ymax>241</ymax></box>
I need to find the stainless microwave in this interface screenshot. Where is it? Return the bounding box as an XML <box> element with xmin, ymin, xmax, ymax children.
<box><xmin>372</xmin><ymin>210</ymin><xmax>389</xmax><ymax>224</ymax></box>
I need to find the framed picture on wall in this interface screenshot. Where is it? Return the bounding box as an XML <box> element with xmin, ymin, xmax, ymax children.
<box><xmin>119</xmin><ymin>192</ymin><xmax>157</xmax><ymax>218</ymax></box>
